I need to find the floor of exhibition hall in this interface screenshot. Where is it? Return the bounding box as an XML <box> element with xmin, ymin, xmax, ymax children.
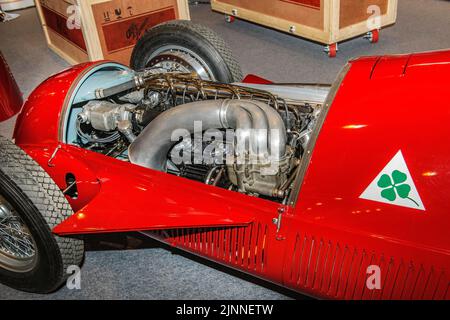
<box><xmin>0</xmin><ymin>0</ymin><xmax>449</xmax><ymax>299</ymax></box>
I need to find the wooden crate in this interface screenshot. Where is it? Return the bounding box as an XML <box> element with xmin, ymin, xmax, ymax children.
<box><xmin>35</xmin><ymin>0</ymin><xmax>190</xmax><ymax>65</ymax></box>
<box><xmin>211</xmin><ymin>0</ymin><xmax>397</xmax><ymax>45</ymax></box>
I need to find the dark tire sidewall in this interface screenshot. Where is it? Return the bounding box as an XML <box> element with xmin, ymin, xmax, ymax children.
<box><xmin>131</xmin><ymin>27</ymin><xmax>235</xmax><ymax>83</ymax></box>
<box><xmin>0</xmin><ymin>171</ymin><xmax>65</xmax><ymax>293</ymax></box>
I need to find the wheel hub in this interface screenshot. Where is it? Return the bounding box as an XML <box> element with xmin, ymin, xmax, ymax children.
<box><xmin>0</xmin><ymin>195</ymin><xmax>37</xmax><ymax>272</ymax></box>
<box><xmin>146</xmin><ymin>46</ymin><xmax>216</xmax><ymax>81</ymax></box>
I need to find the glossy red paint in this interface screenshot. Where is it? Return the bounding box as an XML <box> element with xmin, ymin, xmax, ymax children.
<box><xmin>10</xmin><ymin>60</ymin><xmax>289</xmax><ymax>287</ymax></box>
<box><xmin>9</xmin><ymin>51</ymin><xmax>450</xmax><ymax>299</ymax></box>
<box><xmin>282</xmin><ymin>50</ymin><xmax>450</xmax><ymax>299</ymax></box>
<box><xmin>13</xmin><ymin>61</ymin><xmax>102</xmax><ymax>145</ymax></box>
<box><xmin>26</xmin><ymin>142</ymin><xmax>286</xmax><ymax>285</ymax></box>
<box><xmin>0</xmin><ymin>52</ymin><xmax>22</xmax><ymax>122</ymax></box>
<box><xmin>242</xmin><ymin>74</ymin><xmax>273</xmax><ymax>84</ymax></box>
<box><xmin>52</xmin><ymin>144</ymin><xmax>267</xmax><ymax>235</ymax></box>
<box><xmin>24</xmin><ymin>145</ymin><xmax>101</xmax><ymax>212</ymax></box>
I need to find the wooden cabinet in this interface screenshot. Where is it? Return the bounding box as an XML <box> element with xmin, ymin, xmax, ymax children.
<box><xmin>36</xmin><ymin>0</ymin><xmax>190</xmax><ymax>65</ymax></box>
<box><xmin>211</xmin><ymin>0</ymin><xmax>398</xmax><ymax>56</ymax></box>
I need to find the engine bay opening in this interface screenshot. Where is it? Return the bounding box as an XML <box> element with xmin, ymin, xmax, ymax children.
<box><xmin>63</xmin><ymin>64</ymin><xmax>330</xmax><ymax>204</ymax></box>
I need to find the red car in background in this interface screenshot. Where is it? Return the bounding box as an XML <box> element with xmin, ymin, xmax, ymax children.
<box><xmin>0</xmin><ymin>52</ymin><xmax>22</xmax><ymax>122</ymax></box>
<box><xmin>0</xmin><ymin>21</ymin><xmax>449</xmax><ymax>299</ymax></box>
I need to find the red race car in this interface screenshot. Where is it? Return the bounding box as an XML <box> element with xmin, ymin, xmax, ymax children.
<box><xmin>0</xmin><ymin>21</ymin><xmax>449</xmax><ymax>299</ymax></box>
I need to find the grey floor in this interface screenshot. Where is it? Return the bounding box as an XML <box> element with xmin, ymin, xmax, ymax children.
<box><xmin>0</xmin><ymin>0</ymin><xmax>449</xmax><ymax>299</ymax></box>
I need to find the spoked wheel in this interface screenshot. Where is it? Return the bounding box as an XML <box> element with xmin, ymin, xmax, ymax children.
<box><xmin>143</xmin><ymin>44</ymin><xmax>218</xmax><ymax>81</ymax></box>
<box><xmin>131</xmin><ymin>20</ymin><xmax>243</xmax><ymax>82</ymax></box>
<box><xmin>0</xmin><ymin>136</ymin><xmax>84</xmax><ymax>293</ymax></box>
<box><xmin>0</xmin><ymin>196</ymin><xmax>37</xmax><ymax>273</ymax></box>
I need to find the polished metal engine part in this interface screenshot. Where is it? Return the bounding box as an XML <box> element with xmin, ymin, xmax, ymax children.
<box><xmin>78</xmin><ymin>100</ymin><xmax>137</xmax><ymax>132</ymax></box>
<box><xmin>227</xmin><ymin>146</ymin><xmax>297</xmax><ymax>197</ymax></box>
<box><xmin>128</xmin><ymin>99</ymin><xmax>291</xmax><ymax>197</ymax></box>
<box><xmin>128</xmin><ymin>99</ymin><xmax>287</xmax><ymax>168</ymax></box>
<box><xmin>77</xmin><ymin>72</ymin><xmax>320</xmax><ymax>201</ymax></box>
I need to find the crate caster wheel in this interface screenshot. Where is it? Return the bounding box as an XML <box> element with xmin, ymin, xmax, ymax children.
<box><xmin>324</xmin><ymin>43</ymin><xmax>338</xmax><ymax>58</ymax></box>
<box><xmin>365</xmin><ymin>29</ymin><xmax>379</xmax><ymax>43</ymax></box>
<box><xmin>225</xmin><ymin>15</ymin><xmax>235</xmax><ymax>23</ymax></box>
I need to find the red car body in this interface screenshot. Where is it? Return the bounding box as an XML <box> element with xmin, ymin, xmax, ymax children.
<box><xmin>1</xmin><ymin>50</ymin><xmax>450</xmax><ymax>299</ymax></box>
<box><xmin>0</xmin><ymin>52</ymin><xmax>22</xmax><ymax>122</ymax></box>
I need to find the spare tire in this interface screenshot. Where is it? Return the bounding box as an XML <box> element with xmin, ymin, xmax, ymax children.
<box><xmin>130</xmin><ymin>20</ymin><xmax>243</xmax><ymax>82</ymax></box>
<box><xmin>0</xmin><ymin>136</ymin><xmax>84</xmax><ymax>293</ymax></box>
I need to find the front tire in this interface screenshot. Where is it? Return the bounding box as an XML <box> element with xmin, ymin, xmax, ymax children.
<box><xmin>130</xmin><ymin>20</ymin><xmax>243</xmax><ymax>82</ymax></box>
<box><xmin>0</xmin><ymin>136</ymin><xmax>84</xmax><ymax>293</ymax></box>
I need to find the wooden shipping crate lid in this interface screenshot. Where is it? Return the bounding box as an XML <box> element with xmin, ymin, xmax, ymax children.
<box><xmin>90</xmin><ymin>0</ymin><xmax>185</xmax><ymax>66</ymax></box>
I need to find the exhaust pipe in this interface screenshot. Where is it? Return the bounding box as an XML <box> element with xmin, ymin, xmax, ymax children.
<box><xmin>128</xmin><ymin>99</ymin><xmax>287</xmax><ymax>171</ymax></box>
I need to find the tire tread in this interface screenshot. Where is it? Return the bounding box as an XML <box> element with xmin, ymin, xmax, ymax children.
<box><xmin>0</xmin><ymin>136</ymin><xmax>84</xmax><ymax>288</ymax></box>
<box><xmin>132</xmin><ymin>20</ymin><xmax>243</xmax><ymax>82</ymax></box>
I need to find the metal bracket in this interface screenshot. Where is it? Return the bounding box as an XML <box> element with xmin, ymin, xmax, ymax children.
<box><xmin>272</xmin><ymin>207</ymin><xmax>284</xmax><ymax>233</ymax></box>
<box><xmin>48</xmin><ymin>145</ymin><xmax>62</xmax><ymax>167</ymax></box>
<box><xmin>62</xmin><ymin>181</ymin><xmax>77</xmax><ymax>195</ymax></box>
<box><xmin>273</xmin><ymin>207</ymin><xmax>287</xmax><ymax>241</ymax></box>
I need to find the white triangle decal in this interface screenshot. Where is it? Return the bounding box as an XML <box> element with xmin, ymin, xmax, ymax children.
<box><xmin>360</xmin><ymin>150</ymin><xmax>425</xmax><ymax>211</ymax></box>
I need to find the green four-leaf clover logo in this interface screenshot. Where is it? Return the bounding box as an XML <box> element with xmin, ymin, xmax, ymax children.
<box><xmin>377</xmin><ymin>170</ymin><xmax>419</xmax><ymax>207</ymax></box>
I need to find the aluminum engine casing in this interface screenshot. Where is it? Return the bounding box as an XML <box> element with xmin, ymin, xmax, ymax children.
<box><xmin>227</xmin><ymin>146</ymin><xmax>296</xmax><ymax>197</ymax></box>
<box><xmin>78</xmin><ymin>100</ymin><xmax>136</xmax><ymax>131</ymax></box>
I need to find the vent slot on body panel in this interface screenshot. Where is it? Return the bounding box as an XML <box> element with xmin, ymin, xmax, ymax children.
<box><xmin>149</xmin><ymin>222</ymin><xmax>269</xmax><ymax>274</ymax></box>
<box><xmin>286</xmin><ymin>231</ymin><xmax>449</xmax><ymax>300</ymax></box>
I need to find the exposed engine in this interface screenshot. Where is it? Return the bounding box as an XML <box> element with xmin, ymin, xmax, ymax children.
<box><xmin>74</xmin><ymin>72</ymin><xmax>324</xmax><ymax>203</ymax></box>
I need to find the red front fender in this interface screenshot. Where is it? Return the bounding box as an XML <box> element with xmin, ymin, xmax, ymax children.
<box><xmin>0</xmin><ymin>52</ymin><xmax>22</xmax><ymax>122</ymax></box>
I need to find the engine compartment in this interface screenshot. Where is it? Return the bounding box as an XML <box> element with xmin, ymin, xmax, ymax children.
<box><xmin>64</xmin><ymin>64</ymin><xmax>329</xmax><ymax>204</ymax></box>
